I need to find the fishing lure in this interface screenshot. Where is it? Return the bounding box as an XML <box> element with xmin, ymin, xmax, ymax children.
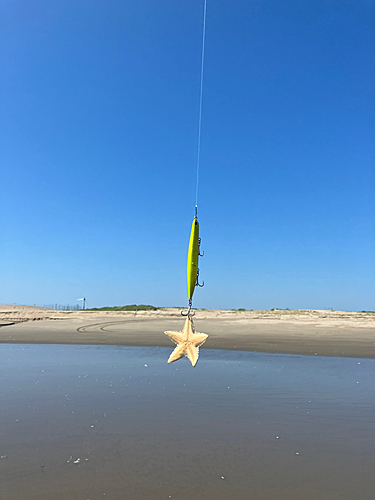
<box><xmin>185</xmin><ymin>207</ymin><xmax>204</xmax><ymax>317</ymax></box>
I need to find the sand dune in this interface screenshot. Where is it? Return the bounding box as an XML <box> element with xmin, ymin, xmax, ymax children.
<box><xmin>1</xmin><ymin>305</ymin><xmax>374</xmax><ymax>358</ymax></box>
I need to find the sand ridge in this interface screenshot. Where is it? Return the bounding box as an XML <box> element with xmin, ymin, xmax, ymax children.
<box><xmin>1</xmin><ymin>304</ymin><xmax>374</xmax><ymax>324</ymax></box>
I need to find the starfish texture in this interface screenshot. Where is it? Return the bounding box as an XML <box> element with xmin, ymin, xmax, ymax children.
<box><xmin>164</xmin><ymin>317</ymin><xmax>208</xmax><ymax>367</ymax></box>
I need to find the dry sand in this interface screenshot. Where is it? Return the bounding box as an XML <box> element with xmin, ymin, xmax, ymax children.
<box><xmin>1</xmin><ymin>304</ymin><xmax>374</xmax><ymax>358</ymax></box>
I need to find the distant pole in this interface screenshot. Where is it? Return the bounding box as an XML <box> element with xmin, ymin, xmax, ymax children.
<box><xmin>77</xmin><ymin>298</ymin><xmax>86</xmax><ymax>310</ymax></box>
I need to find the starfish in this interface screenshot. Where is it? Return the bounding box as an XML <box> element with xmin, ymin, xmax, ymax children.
<box><xmin>164</xmin><ymin>316</ymin><xmax>208</xmax><ymax>367</ymax></box>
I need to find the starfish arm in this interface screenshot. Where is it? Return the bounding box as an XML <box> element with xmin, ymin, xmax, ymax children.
<box><xmin>191</xmin><ymin>332</ymin><xmax>208</xmax><ymax>347</ymax></box>
<box><xmin>186</xmin><ymin>344</ymin><xmax>200</xmax><ymax>367</ymax></box>
<box><xmin>164</xmin><ymin>330</ymin><xmax>185</xmax><ymax>344</ymax></box>
<box><xmin>167</xmin><ymin>344</ymin><xmax>186</xmax><ymax>364</ymax></box>
<box><xmin>183</xmin><ymin>317</ymin><xmax>195</xmax><ymax>340</ymax></box>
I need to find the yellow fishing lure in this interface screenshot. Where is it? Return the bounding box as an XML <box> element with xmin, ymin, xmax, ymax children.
<box><xmin>187</xmin><ymin>216</ymin><xmax>199</xmax><ymax>301</ymax></box>
<box><xmin>185</xmin><ymin>208</ymin><xmax>204</xmax><ymax>314</ymax></box>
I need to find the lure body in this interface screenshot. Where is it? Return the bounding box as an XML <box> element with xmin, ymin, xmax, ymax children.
<box><xmin>187</xmin><ymin>216</ymin><xmax>199</xmax><ymax>301</ymax></box>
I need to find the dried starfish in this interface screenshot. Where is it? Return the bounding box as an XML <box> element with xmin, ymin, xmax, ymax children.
<box><xmin>164</xmin><ymin>316</ymin><xmax>208</xmax><ymax>367</ymax></box>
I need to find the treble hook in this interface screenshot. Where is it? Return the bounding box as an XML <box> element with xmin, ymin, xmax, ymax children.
<box><xmin>196</xmin><ymin>268</ymin><xmax>204</xmax><ymax>288</ymax></box>
<box><xmin>181</xmin><ymin>299</ymin><xmax>195</xmax><ymax>317</ymax></box>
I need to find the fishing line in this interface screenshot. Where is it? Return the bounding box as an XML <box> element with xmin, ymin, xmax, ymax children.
<box><xmin>163</xmin><ymin>1</ymin><xmax>209</xmax><ymax>366</ymax></box>
<box><xmin>195</xmin><ymin>0</ymin><xmax>207</xmax><ymax>210</ymax></box>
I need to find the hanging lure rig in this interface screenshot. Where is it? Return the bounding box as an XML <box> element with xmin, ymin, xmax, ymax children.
<box><xmin>181</xmin><ymin>205</ymin><xmax>204</xmax><ymax>318</ymax></box>
<box><xmin>164</xmin><ymin>204</ymin><xmax>208</xmax><ymax>367</ymax></box>
<box><xmin>164</xmin><ymin>0</ymin><xmax>208</xmax><ymax>366</ymax></box>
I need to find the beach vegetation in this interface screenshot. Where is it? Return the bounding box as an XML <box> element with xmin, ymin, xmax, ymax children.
<box><xmin>86</xmin><ymin>304</ymin><xmax>158</xmax><ymax>311</ymax></box>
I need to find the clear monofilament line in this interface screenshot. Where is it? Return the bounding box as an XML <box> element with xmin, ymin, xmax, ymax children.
<box><xmin>195</xmin><ymin>0</ymin><xmax>207</xmax><ymax>210</ymax></box>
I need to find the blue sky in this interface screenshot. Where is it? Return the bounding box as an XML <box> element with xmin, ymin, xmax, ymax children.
<box><xmin>1</xmin><ymin>0</ymin><xmax>374</xmax><ymax>311</ymax></box>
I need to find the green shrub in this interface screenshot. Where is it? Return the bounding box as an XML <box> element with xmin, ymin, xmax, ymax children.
<box><xmin>87</xmin><ymin>304</ymin><xmax>157</xmax><ymax>312</ymax></box>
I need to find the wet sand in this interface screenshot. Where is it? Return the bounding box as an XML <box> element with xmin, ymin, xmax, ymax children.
<box><xmin>1</xmin><ymin>344</ymin><xmax>375</xmax><ymax>500</ymax></box>
<box><xmin>2</xmin><ymin>307</ymin><xmax>375</xmax><ymax>499</ymax></box>
<box><xmin>1</xmin><ymin>305</ymin><xmax>375</xmax><ymax>358</ymax></box>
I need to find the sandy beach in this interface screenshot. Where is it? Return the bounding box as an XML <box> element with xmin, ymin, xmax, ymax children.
<box><xmin>1</xmin><ymin>304</ymin><xmax>374</xmax><ymax>358</ymax></box>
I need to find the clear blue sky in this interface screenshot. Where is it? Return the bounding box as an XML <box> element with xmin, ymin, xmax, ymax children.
<box><xmin>1</xmin><ymin>0</ymin><xmax>374</xmax><ymax>311</ymax></box>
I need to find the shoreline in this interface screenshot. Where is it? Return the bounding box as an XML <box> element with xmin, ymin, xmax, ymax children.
<box><xmin>1</xmin><ymin>305</ymin><xmax>374</xmax><ymax>358</ymax></box>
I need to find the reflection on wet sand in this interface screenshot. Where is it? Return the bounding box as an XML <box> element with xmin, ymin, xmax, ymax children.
<box><xmin>1</xmin><ymin>344</ymin><xmax>375</xmax><ymax>499</ymax></box>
